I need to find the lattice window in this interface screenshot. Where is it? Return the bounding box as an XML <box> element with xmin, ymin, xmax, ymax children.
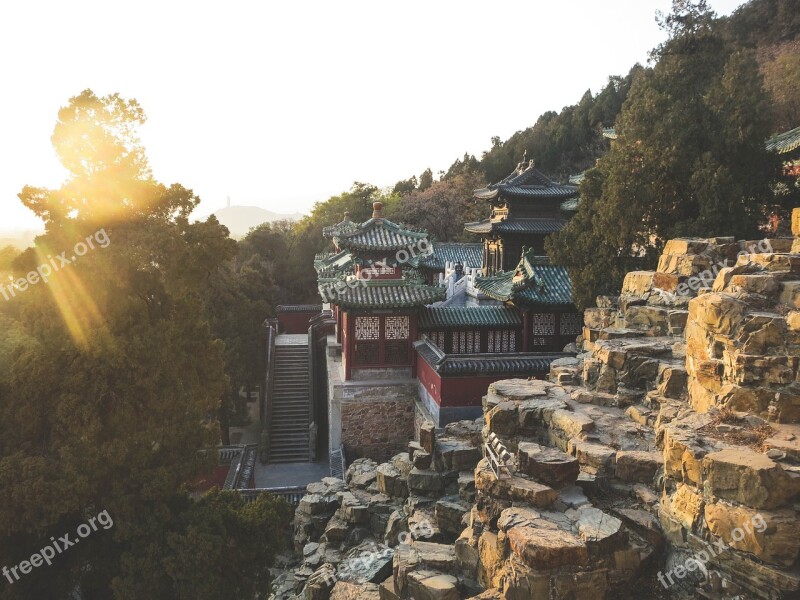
<box><xmin>560</xmin><ymin>312</ymin><xmax>582</xmax><ymax>336</ymax></box>
<box><xmin>385</xmin><ymin>316</ymin><xmax>410</xmax><ymax>340</ymax></box>
<box><xmin>488</xmin><ymin>330</ymin><xmax>501</xmax><ymax>353</ymax></box>
<box><xmin>531</xmin><ymin>337</ymin><xmax>548</xmax><ymax>347</ymax></box>
<box><xmin>489</xmin><ymin>330</ymin><xmax>516</xmax><ymax>353</ymax></box>
<box><xmin>453</xmin><ymin>331</ymin><xmax>480</xmax><ymax>354</ymax></box>
<box><xmin>355</xmin><ymin>316</ymin><xmax>380</xmax><ymax>340</ymax></box>
<box><xmin>426</xmin><ymin>331</ymin><xmax>445</xmax><ymax>349</ymax></box>
<box><xmin>532</xmin><ymin>313</ymin><xmax>555</xmax><ymax>336</ymax></box>
<box><xmin>503</xmin><ymin>329</ymin><xmax>514</xmax><ymax>352</ymax></box>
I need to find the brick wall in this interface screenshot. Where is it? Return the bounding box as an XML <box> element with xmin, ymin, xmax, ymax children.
<box><xmin>341</xmin><ymin>397</ymin><xmax>414</xmax><ymax>463</ymax></box>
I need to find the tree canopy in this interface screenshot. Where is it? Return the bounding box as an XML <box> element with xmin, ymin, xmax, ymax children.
<box><xmin>547</xmin><ymin>0</ymin><xmax>786</xmax><ymax>309</ymax></box>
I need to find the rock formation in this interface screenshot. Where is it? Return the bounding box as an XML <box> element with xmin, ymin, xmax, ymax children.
<box><xmin>271</xmin><ymin>209</ymin><xmax>800</xmax><ymax>600</ymax></box>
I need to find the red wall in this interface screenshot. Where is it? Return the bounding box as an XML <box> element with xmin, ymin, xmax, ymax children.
<box><xmin>278</xmin><ymin>311</ymin><xmax>318</xmax><ymax>334</ymax></box>
<box><xmin>416</xmin><ymin>353</ymin><xmax>549</xmax><ymax>408</ymax></box>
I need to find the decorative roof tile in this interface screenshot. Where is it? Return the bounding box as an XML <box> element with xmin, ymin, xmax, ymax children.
<box><xmin>418</xmin><ymin>306</ymin><xmax>521</xmax><ymax>330</ymax></box>
<box><xmin>474</xmin><ymin>250</ymin><xmax>573</xmax><ymax>306</ymax></box>
<box><xmin>414</xmin><ymin>339</ymin><xmax>572</xmax><ymax>376</ymax></box>
<box><xmin>318</xmin><ymin>279</ymin><xmax>445</xmax><ymax>309</ymax></box>
<box><xmin>464</xmin><ymin>218</ymin><xmax>567</xmax><ymax>235</ymax></box>
<box><xmin>419</xmin><ymin>243</ymin><xmax>483</xmax><ymax>271</ymax></box>
<box><xmin>766</xmin><ymin>125</ymin><xmax>800</xmax><ymax>155</ymax></box>
<box><xmin>314</xmin><ymin>249</ymin><xmax>354</xmax><ymax>275</ymax></box>
<box><xmin>333</xmin><ymin>217</ymin><xmax>429</xmax><ymax>254</ymax></box>
<box><xmin>277</xmin><ymin>305</ymin><xmax>322</xmax><ymax>313</ymax></box>
<box><xmin>602</xmin><ymin>127</ymin><xmax>618</xmax><ymax>140</ymax></box>
<box><xmin>473</xmin><ymin>160</ymin><xmax>578</xmax><ymax>202</ymax></box>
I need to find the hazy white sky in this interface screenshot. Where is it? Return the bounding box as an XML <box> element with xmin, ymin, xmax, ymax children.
<box><xmin>0</xmin><ymin>0</ymin><xmax>745</xmax><ymax>233</ymax></box>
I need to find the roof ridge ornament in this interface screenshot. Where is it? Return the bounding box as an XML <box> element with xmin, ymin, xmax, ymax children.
<box><xmin>372</xmin><ymin>201</ymin><xmax>383</xmax><ymax>219</ymax></box>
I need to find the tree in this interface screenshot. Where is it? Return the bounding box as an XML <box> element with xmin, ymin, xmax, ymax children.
<box><xmin>417</xmin><ymin>168</ymin><xmax>434</xmax><ymax>191</ymax></box>
<box><xmin>548</xmin><ymin>1</ymin><xmax>779</xmax><ymax>308</ymax></box>
<box><xmin>392</xmin><ymin>172</ymin><xmax>486</xmax><ymax>242</ymax></box>
<box><xmin>111</xmin><ymin>490</ymin><xmax>292</xmax><ymax>599</ymax></box>
<box><xmin>0</xmin><ymin>90</ymin><xmax>293</xmax><ymax>598</ymax></box>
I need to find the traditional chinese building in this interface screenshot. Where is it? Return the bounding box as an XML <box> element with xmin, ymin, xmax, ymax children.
<box><xmin>317</xmin><ymin>202</ymin><xmax>444</xmax><ymax>381</ymax></box>
<box><xmin>301</xmin><ymin>166</ymin><xmax>583</xmax><ymax>461</ymax></box>
<box><xmin>464</xmin><ymin>159</ymin><xmax>579</xmax><ymax>274</ymax></box>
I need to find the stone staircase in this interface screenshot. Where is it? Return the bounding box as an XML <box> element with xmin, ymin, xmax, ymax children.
<box><xmin>267</xmin><ymin>340</ymin><xmax>311</xmax><ymax>463</ymax></box>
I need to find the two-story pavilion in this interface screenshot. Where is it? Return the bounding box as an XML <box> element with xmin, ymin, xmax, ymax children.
<box><xmin>464</xmin><ymin>159</ymin><xmax>578</xmax><ymax>274</ymax></box>
<box><xmin>317</xmin><ymin>202</ymin><xmax>445</xmax><ymax>381</ymax></box>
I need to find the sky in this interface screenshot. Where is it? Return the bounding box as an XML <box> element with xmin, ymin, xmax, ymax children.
<box><xmin>0</xmin><ymin>0</ymin><xmax>746</xmax><ymax>234</ymax></box>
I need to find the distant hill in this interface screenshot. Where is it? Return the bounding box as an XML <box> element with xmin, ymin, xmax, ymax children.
<box><xmin>212</xmin><ymin>205</ymin><xmax>303</xmax><ymax>238</ymax></box>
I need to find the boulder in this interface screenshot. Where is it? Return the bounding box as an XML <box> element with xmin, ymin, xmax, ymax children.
<box><xmin>704</xmin><ymin>503</ymin><xmax>800</xmax><ymax>568</ymax></box>
<box><xmin>498</xmin><ymin>507</ymin><xmax>589</xmax><ymax>569</ymax></box>
<box><xmin>407</xmin><ymin>468</ymin><xmax>444</xmax><ymax>496</ymax></box>
<box><xmin>703</xmin><ymin>448</ymin><xmax>799</xmax><ymax>509</ymax></box>
<box><xmin>376</xmin><ymin>463</ymin><xmax>408</xmax><ymax>498</ymax></box>
<box><xmin>517</xmin><ymin>442</ymin><xmax>580</xmax><ymax>488</ymax></box>
<box><xmin>406</xmin><ymin>571</ymin><xmax>460</xmax><ymax>600</ymax></box>
<box><xmin>474</xmin><ymin>458</ymin><xmax>557</xmax><ymax>507</ymax></box>
<box><xmin>615</xmin><ymin>450</ymin><xmax>663</xmax><ymax>483</ymax></box>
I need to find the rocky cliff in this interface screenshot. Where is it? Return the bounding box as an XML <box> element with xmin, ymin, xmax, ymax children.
<box><xmin>270</xmin><ymin>210</ymin><xmax>800</xmax><ymax>600</ymax></box>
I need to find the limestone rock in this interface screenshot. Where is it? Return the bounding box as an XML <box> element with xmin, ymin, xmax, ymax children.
<box><xmin>474</xmin><ymin>458</ymin><xmax>557</xmax><ymax>507</ymax></box>
<box><xmin>485</xmin><ymin>401</ymin><xmax>518</xmax><ymax>436</ymax></box>
<box><xmin>304</xmin><ymin>563</ymin><xmax>337</xmax><ymax>600</ymax></box>
<box><xmin>376</xmin><ymin>463</ymin><xmax>408</xmax><ymax>498</ymax></box>
<box><xmin>704</xmin><ymin>502</ymin><xmax>800</xmax><ymax>568</ymax></box>
<box><xmin>420</xmin><ymin>422</ymin><xmax>436</xmax><ymax>454</ymax></box>
<box><xmin>330</xmin><ymin>580</ymin><xmax>381</xmax><ymax>600</ymax></box>
<box><xmin>407</xmin><ymin>468</ymin><xmax>444</xmax><ymax>496</ymax></box>
<box><xmin>498</xmin><ymin>506</ymin><xmax>589</xmax><ymax>569</ymax></box>
<box><xmin>576</xmin><ymin>507</ymin><xmax>627</xmax><ymax>554</ymax></box>
<box><xmin>435</xmin><ymin>497</ymin><xmax>471</xmax><ymax>537</ymax></box>
<box><xmin>517</xmin><ymin>442</ymin><xmax>580</xmax><ymax>488</ymax></box>
<box><xmin>567</xmin><ymin>439</ymin><xmax>616</xmax><ymax>474</ymax></box>
<box><xmin>615</xmin><ymin>450</ymin><xmax>663</xmax><ymax>483</ymax></box>
<box><xmin>703</xmin><ymin>448</ymin><xmax>798</xmax><ymax>509</ymax></box>
<box><xmin>406</xmin><ymin>571</ymin><xmax>460</xmax><ymax>600</ymax></box>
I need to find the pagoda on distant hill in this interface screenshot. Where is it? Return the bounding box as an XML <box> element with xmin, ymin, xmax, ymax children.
<box><xmin>464</xmin><ymin>159</ymin><xmax>578</xmax><ymax>274</ymax></box>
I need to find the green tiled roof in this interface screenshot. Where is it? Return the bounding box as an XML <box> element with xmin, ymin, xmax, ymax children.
<box><xmin>323</xmin><ymin>216</ymin><xmax>359</xmax><ymax>238</ymax></box>
<box><xmin>766</xmin><ymin>125</ymin><xmax>800</xmax><ymax>155</ymax></box>
<box><xmin>602</xmin><ymin>128</ymin><xmax>618</xmax><ymax>140</ymax></box>
<box><xmin>318</xmin><ymin>279</ymin><xmax>445</xmax><ymax>309</ymax></box>
<box><xmin>419</xmin><ymin>243</ymin><xmax>483</xmax><ymax>271</ymax></box>
<box><xmin>560</xmin><ymin>198</ymin><xmax>580</xmax><ymax>211</ymax></box>
<box><xmin>568</xmin><ymin>172</ymin><xmax>586</xmax><ymax>185</ymax></box>
<box><xmin>475</xmin><ymin>250</ymin><xmax>573</xmax><ymax>306</ymax></box>
<box><xmin>314</xmin><ymin>249</ymin><xmax>354</xmax><ymax>275</ymax></box>
<box><xmin>414</xmin><ymin>339</ymin><xmax>572</xmax><ymax>376</ymax></box>
<box><xmin>418</xmin><ymin>306</ymin><xmax>521</xmax><ymax>330</ymax></box>
<box><xmin>333</xmin><ymin>218</ymin><xmax>429</xmax><ymax>253</ymax></box>
<box><xmin>474</xmin><ymin>161</ymin><xmax>578</xmax><ymax>202</ymax></box>
<box><xmin>464</xmin><ymin>218</ymin><xmax>566</xmax><ymax>235</ymax></box>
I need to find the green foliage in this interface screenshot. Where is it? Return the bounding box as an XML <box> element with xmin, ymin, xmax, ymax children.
<box><xmin>111</xmin><ymin>490</ymin><xmax>291</xmax><ymax>600</ymax></box>
<box><xmin>548</xmin><ymin>0</ymin><xmax>780</xmax><ymax>309</ymax></box>
<box><xmin>391</xmin><ymin>172</ymin><xmax>487</xmax><ymax>242</ymax></box>
<box><xmin>476</xmin><ymin>71</ymin><xmax>639</xmax><ymax>185</ymax></box>
<box><xmin>0</xmin><ymin>90</ymin><xmax>294</xmax><ymax>599</ymax></box>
